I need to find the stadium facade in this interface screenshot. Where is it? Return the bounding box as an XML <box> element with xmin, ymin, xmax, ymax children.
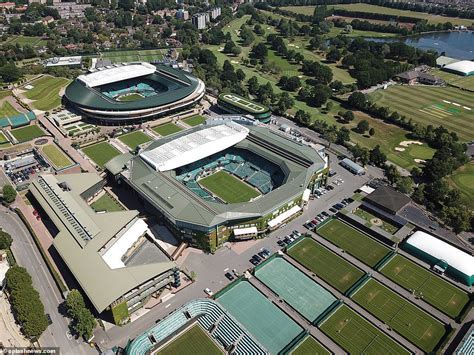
<box><xmin>64</xmin><ymin>62</ymin><xmax>205</xmax><ymax>123</ymax></box>
<box><xmin>106</xmin><ymin>119</ymin><xmax>328</xmax><ymax>252</ymax></box>
<box><xmin>217</xmin><ymin>93</ymin><xmax>272</xmax><ymax>123</ymax></box>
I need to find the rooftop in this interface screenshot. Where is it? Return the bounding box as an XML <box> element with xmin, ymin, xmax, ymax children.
<box><xmin>78</xmin><ymin>62</ymin><xmax>156</xmax><ymax>87</ymax></box>
<box><xmin>443</xmin><ymin>60</ymin><xmax>474</xmax><ymax>75</ymax></box>
<box><xmin>364</xmin><ymin>186</ymin><xmax>411</xmax><ymax>214</ymax></box>
<box><xmin>44</xmin><ymin>56</ymin><xmax>82</xmax><ymax>67</ymax></box>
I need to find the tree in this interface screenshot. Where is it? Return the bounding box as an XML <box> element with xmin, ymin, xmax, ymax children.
<box><xmin>295</xmin><ymin>110</ymin><xmax>311</xmax><ymax>125</ymax></box>
<box><xmin>324</xmin><ymin>129</ymin><xmax>337</xmax><ymax>149</ymax></box>
<box><xmin>369</xmin><ymin>145</ymin><xmax>386</xmax><ymax>167</ymax></box>
<box><xmin>5</xmin><ymin>266</ymin><xmax>32</xmax><ymax>293</ymax></box>
<box><xmin>236</xmin><ymin>69</ymin><xmax>246</xmax><ymax>82</ymax></box>
<box><xmin>73</xmin><ymin>308</ymin><xmax>96</xmax><ymax>340</ymax></box>
<box><xmin>326</xmin><ymin>47</ymin><xmax>341</xmax><ymax>62</ymax></box>
<box><xmin>342</xmin><ymin>111</ymin><xmax>354</xmax><ymax>122</ymax></box>
<box><xmin>66</xmin><ymin>290</ymin><xmax>86</xmax><ymax>320</ymax></box>
<box><xmin>2</xmin><ymin>185</ymin><xmax>17</xmax><ymax>204</ymax></box>
<box><xmin>251</xmin><ymin>42</ymin><xmax>267</xmax><ymax>60</ymax></box>
<box><xmin>348</xmin><ymin>91</ymin><xmax>367</xmax><ymax>110</ymax></box>
<box><xmin>0</xmin><ymin>63</ymin><xmax>21</xmax><ymax>83</ymax></box>
<box><xmin>369</xmin><ymin>127</ymin><xmax>375</xmax><ymax>136</ymax></box>
<box><xmin>397</xmin><ymin>176</ymin><xmax>414</xmax><ymax>194</ymax></box>
<box><xmin>0</xmin><ymin>230</ymin><xmax>12</xmax><ymax>250</ymax></box>
<box><xmin>384</xmin><ymin>164</ymin><xmax>401</xmax><ymax>185</ymax></box>
<box><xmin>308</xmin><ymin>84</ymin><xmax>331</xmax><ymax>107</ymax></box>
<box><xmin>356</xmin><ymin>120</ymin><xmax>370</xmax><ymax>134</ymax></box>
<box><xmin>336</xmin><ymin>127</ymin><xmax>350</xmax><ymax>145</ymax></box>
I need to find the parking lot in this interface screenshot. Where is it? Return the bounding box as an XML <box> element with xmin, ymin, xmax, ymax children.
<box><xmin>3</xmin><ymin>150</ymin><xmax>50</xmax><ymax>187</ymax></box>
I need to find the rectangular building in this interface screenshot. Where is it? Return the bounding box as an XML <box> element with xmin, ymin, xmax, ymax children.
<box><xmin>192</xmin><ymin>13</ymin><xmax>207</xmax><ymax>29</ymax></box>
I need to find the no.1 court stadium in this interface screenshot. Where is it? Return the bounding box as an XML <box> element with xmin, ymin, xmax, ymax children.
<box><xmin>217</xmin><ymin>93</ymin><xmax>271</xmax><ymax>123</ymax></box>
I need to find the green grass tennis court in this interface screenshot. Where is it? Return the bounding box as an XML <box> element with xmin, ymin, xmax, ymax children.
<box><xmin>23</xmin><ymin>75</ymin><xmax>70</xmax><ymax>111</ymax></box>
<box><xmin>0</xmin><ymin>132</ymin><xmax>10</xmax><ymax>144</ymax></box>
<box><xmin>317</xmin><ymin>219</ymin><xmax>391</xmax><ymax>267</ymax></box>
<box><xmin>118</xmin><ymin>131</ymin><xmax>151</xmax><ymax>150</ymax></box>
<box><xmin>183</xmin><ymin>115</ymin><xmax>207</xmax><ymax>127</ymax></box>
<box><xmin>90</xmin><ymin>193</ymin><xmax>124</xmax><ymax>212</ymax></box>
<box><xmin>41</xmin><ymin>144</ymin><xmax>73</xmax><ymax>169</ymax></box>
<box><xmin>152</xmin><ymin>122</ymin><xmax>183</xmax><ymax>136</ymax></box>
<box><xmin>157</xmin><ymin>324</ymin><xmax>223</xmax><ymax>355</ymax></box>
<box><xmin>0</xmin><ymin>101</ymin><xmax>19</xmax><ymax>118</ymax></box>
<box><xmin>217</xmin><ymin>281</ymin><xmax>303</xmax><ymax>354</ymax></box>
<box><xmin>255</xmin><ymin>257</ymin><xmax>336</xmax><ymax>322</ymax></box>
<box><xmin>320</xmin><ymin>304</ymin><xmax>410</xmax><ymax>354</ymax></box>
<box><xmin>352</xmin><ymin>279</ymin><xmax>446</xmax><ymax>352</ymax></box>
<box><xmin>10</xmin><ymin>125</ymin><xmax>45</xmax><ymax>142</ymax></box>
<box><xmin>380</xmin><ymin>254</ymin><xmax>470</xmax><ymax>318</ymax></box>
<box><xmin>199</xmin><ymin>171</ymin><xmax>260</xmax><ymax>203</ymax></box>
<box><xmin>291</xmin><ymin>336</ymin><xmax>329</xmax><ymax>355</ymax></box>
<box><xmin>82</xmin><ymin>141</ymin><xmax>121</xmax><ymax>168</ymax></box>
<box><xmin>288</xmin><ymin>238</ymin><xmax>365</xmax><ymax>294</ymax></box>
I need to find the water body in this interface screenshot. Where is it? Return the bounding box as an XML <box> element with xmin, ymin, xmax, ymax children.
<box><xmin>368</xmin><ymin>31</ymin><xmax>474</xmax><ymax>60</ymax></box>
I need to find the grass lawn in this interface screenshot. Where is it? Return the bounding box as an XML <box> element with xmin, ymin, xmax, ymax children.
<box><xmin>183</xmin><ymin>115</ymin><xmax>207</xmax><ymax>127</ymax></box>
<box><xmin>371</xmin><ymin>85</ymin><xmax>474</xmax><ymax>142</ymax></box>
<box><xmin>82</xmin><ymin>141</ymin><xmax>121</xmax><ymax>168</ymax></box>
<box><xmin>352</xmin><ymin>279</ymin><xmax>446</xmax><ymax>353</ymax></box>
<box><xmin>10</xmin><ymin>125</ymin><xmax>45</xmax><ymax>142</ymax></box>
<box><xmin>431</xmin><ymin>69</ymin><xmax>474</xmax><ymax>92</ymax></box>
<box><xmin>0</xmin><ymin>101</ymin><xmax>19</xmax><ymax>118</ymax></box>
<box><xmin>320</xmin><ymin>305</ymin><xmax>410</xmax><ymax>354</ymax></box>
<box><xmin>353</xmin><ymin>207</ymin><xmax>399</xmax><ymax>234</ymax></box>
<box><xmin>288</xmin><ymin>238</ymin><xmax>364</xmax><ymax>294</ymax></box>
<box><xmin>5</xmin><ymin>35</ymin><xmax>47</xmax><ymax>47</ymax></box>
<box><xmin>117</xmin><ymin>93</ymin><xmax>144</xmax><ymax>102</ymax></box>
<box><xmin>199</xmin><ymin>171</ymin><xmax>260</xmax><ymax>203</ymax></box>
<box><xmin>41</xmin><ymin>144</ymin><xmax>73</xmax><ymax>169</ymax></box>
<box><xmin>157</xmin><ymin>324</ymin><xmax>223</xmax><ymax>355</ymax></box>
<box><xmin>23</xmin><ymin>75</ymin><xmax>71</xmax><ymax>111</ymax></box>
<box><xmin>118</xmin><ymin>131</ymin><xmax>151</xmax><ymax>149</ymax></box>
<box><xmin>90</xmin><ymin>192</ymin><xmax>124</xmax><ymax>212</ymax></box>
<box><xmin>448</xmin><ymin>162</ymin><xmax>474</xmax><ymax>209</ymax></box>
<box><xmin>152</xmin><ymin>122</ymin><xmax>183</xmax><ymax>136</ymax></box>
<box><xmin>0</xmin><ymin>132</ymin><xmax>9</xmax><ymax>144</ymax></box>
<box><xmin>0</xmin><ymin>91</ymin><xmax>11</xmax><ymax>100</ymax></box>
<box><xmin>317</xmin><ymin>219</ymin><xmax>391</xmax><ymax>267</ymax></box>
<box><xmin>291</xmin><ymin>336</ymin><xmax>329</xmax><ymax>355</ymax></box>
<box><xmin>380</xmin><ymin>254</ymin><xmax>470</xmax><ymax>318</ymax></box>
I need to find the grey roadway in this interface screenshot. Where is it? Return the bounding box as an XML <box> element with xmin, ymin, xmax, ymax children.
<box><xmin>0</xmin><ymin>208</ymin><xmax>96</xmax><ymax>355</ymax></box>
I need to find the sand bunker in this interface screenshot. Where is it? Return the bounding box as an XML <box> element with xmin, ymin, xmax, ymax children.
<box><xmin>399</xmin><ymin>140</ymin><xmax>423</xmax><ymax>147</ymax></box>
<box><xmin>231</xmin><ymin>60</ymin><xmax>239</xmax><ymax>64</ymax></box>
<box><xmin>395</xmin><ymin>147</ymin><xmax>406</xmax><ymax>152</ymax></box>
<box><xmin>414</xmin><ymin>159</ymin><xmax>426</xmax><ymax>164</ymax></box>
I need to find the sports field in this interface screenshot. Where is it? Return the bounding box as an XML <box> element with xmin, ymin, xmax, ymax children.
<box><xmin>41</xmin><ymin>144</ymin><xmax>73</xmax><ymax>169</ymax></box>
<box><xmin>118</xmin><ymin>131</ymin><xmax>151</xmax><ymax>149</ymax></box>
<box><xmin>5</xmin><ymin>35</ymin><xmax>47</xmax><ymax>47</ymax></box>
<box><xmin>448</xmin><ymin>162</ymin><xmax>474</xmax><ymax>209</ymax></box>
<box><xmin>152</xmin><ymin>122</ymin><xmax>183</xmax><ymax>136</ymax></box>
<box><xmin>431</xmin><ymin>69</ymin><xmax>474</xmax><ymax>92</ymax></box>
<box><xmin>94</xmin><ymin>49</ymin><xmax>165</xmax><ymax>63</ymax></box>
<box><xmin>317</xmin><ymin>219</ymin><xmax>391</xmax><ymax>267</ymax></box>
<box><xmin>199</xmin><ymin>171</ymin><xmax>260</xmax><ymax>203</ymax></box>
<box><xmin>0</xmin><ymin>132</ymin><xmax>9</xmax><ymax>145</ymax></box>
<box><xmin>352</xmin><ymin>279</ymin><xmax>446</xmax><ymax>352</ymax></box>
<box><xmin>380</xmin><ymin>254</ymin><xmax>470</xmax><ymax>318</ymax></box>
<box><xmin>90</xmin><ymin>193</ymin><xmax>124</xmax><ymax>212</ymax></box>
<box><xmin>23</xmin><ymin>76</ymin><xmax>71</xmax><ymax>111</ymax></box>
<box><xmin>10</xmin><ymin>125</ymin><xmax>45</xmax><ymax>142</ymax></box>
<box><xmin>217</xmin><ymin>281</ymin><xmax>303</xmax><ymax>354</ymax></box>
<box><xmin>371</xmin><ymin>86</ymin><xmax>474</xmax><ymax>142</ymax></box>
<box><xmin>255</xmin><ymin>257</ymin><xmax>336</xmax><ymax>321</ymax></box>
<box><xmin>183</xmin><ymin>115</ymin><xmax>207</xmax><ymax>127</ymax></box>
<box><xmin>291</xmin><ymin>336</ymin><xmax>329</xmax><ymax>355</ymax></box>
<box><xmin>0</xmin><ymin>101</ymin><xmax>19</xmax><ymax>118</ymax></box>
<box><xmin>320</xmin><ymin>305</ymin><xmax>410</xmax><ymax>354</ymax></box>
<box><xmin>288</xmin><ymin>238</ymin><xmax>364</xmax><ymax>294</ymax></box>
<box><xmin>82</xmin><ymin>141</ymin><xmax>121</xmax><ymax>168</ymax></box>
<box><xmin>157</xmin><ymin>324</ymin><xmax>223</xmax><ymax>355</ymax></box>
<box><xmin>117</xmin><ymin>93</ymin><xmax>143</xmax><ymax>102</ymax></box>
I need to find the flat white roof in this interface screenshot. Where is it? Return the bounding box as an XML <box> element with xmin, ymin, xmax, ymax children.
<box><xmin>45</xmin><ymin>56</ymin><xmax>82</xmax><ymax>67</ymax></box>
<box><xmin>360</xmin><ymin>185</ymin><xmax>375</xmax><ymax>194</ymax></box>
<box><xmin>443</xmin><ymin>60</ymin><xmax>474</xmax><ymax>75</ymax></box>
<box><xmin>302</xmin><ymin>189</ymin><xmax>311</xmax><ymax>202</ymax></box>
<box><xmin>234</xmin><ymin>227</ymin><xmax>258</xmax><ymax>236</ymax></box>
<box><xmin>78</xmin><ymin>62</ymin><xmax>156</xmax><ymax>87</ymax></box>
<box><xmin>406</xmin><ymin>231</ymin><xmax>474</xmax><ymax>276</ymax></box>
<box><xmin>140</xmin><ymin>122</ymin><xmax>249</xmax><ymax>172</ymax></box>
<box><xmin>268</xmin><ymin>205</ymin><xmax>301</xmax><ymax>228</ymax></box>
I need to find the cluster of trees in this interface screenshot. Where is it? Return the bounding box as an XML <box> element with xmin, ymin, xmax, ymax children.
<box><xmin>5</xmin><ymin>266</ymin><xmax>49</xmax><ymax>339</ymax></box>
<box><xmin>278</xmin><ymin>75</ymin><xmax>302</xmax><ymax>92</ymax></box>
<box><xmin>267</xmin><ymin>34</ymin><xmax>305</xmax><ymax>63</ymax></box>
<box><xmin>65</xmin><ymin>290</ymin><xmax>96</xmax><ymax>340</ymax></box>
<box><xmin>0</xmin><ymin>230</ymin><xmax>12</xmax><ymax>250</ymax></box>
<box><xmin>333</xmin><ymin>18</ymin><xmax>410</xmax><ymax>35</ymax></box>
<box><xmin>222</xmin><ymin>40</ymin><xmax>241</xmax><ymax>56</ymax></box>
<box><xmin>2</xmin><ymin>185</ymin><xmax>17</xmax><ymax>203</ymax></box>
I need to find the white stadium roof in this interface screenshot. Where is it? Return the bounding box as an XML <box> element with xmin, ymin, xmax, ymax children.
<box><xmin>140</xmin><ymin>122</ymin><xmax>250</xmax><ymax>172</ymax></box>
<box><xmin>406</xmin><ymin>231</ymin><xmax>474</xmax><ymax>277</ymax></box>
<box><xmin>78</xmin><ymin>62</ymin><xmax>156</xmax><ymax>87</ymax></box>
<box><xmin>443</xmin><ymin>60</ymin><xmax>474</xmax><ymax>76</ymax></box>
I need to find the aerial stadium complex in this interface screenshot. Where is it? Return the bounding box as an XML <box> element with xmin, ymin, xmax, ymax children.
<box><xmin>106</xmin><ymin>119</ymin><xmax>328</xmax><ymax>251</ymax></box>
<box><xmin>64</xmin><ymin>62</ymin><xmax>205</xmax><ymax>122</ymax></box>
<box><xmin>217</xmin><ymin>93</ymin><xmax>272</xmax><ymax>123</ymax></box>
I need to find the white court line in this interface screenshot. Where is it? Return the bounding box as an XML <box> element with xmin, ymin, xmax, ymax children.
<box><xmin>463</xmin><ymin>106</ymin><xmax>471</xmax><ymax>110</ymax></box>
<box><xmin>452</xmin><ymin>102</ymin><xmax>461</xmax><ymax>107</ymax></box>
<box><xmin>443</xmin><ymin>100</ymin><xmax>451</xmax><ymax>104</ymax></box>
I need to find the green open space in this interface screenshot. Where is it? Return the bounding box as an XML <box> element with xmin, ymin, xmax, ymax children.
<box><xmin>380</xmin><ymin>254</ymin><xmax>470</xmax><ymax>318</ymax></box>
<box><xmin>217</xmin><ymin>281</ymin><xmax>303</xmax><ymax>354</ymax></box>
<box><xmin>291</xmin><ymin>336</ymin><xmax>330</xmax><ymax>355</ymax></box>
<box><xmin>90</xmin><ymin>192</ymin><xmax>125</xmax><ymax>212</ymax></box>
<box><xmin>352</xmin><ymin>278</ymin><xmax>446</xmax><ymax>352</ymax></box>
<box><xmin>10</xmin><ymin>125</ymin><xmax>45</xmax><ymax>142</ymax></box>
<box><xmin>255</xmin><ymin>257</ymin><xmax>336</xmax><ymax>321</ymax></box>
<box><xmin>87</xmin><ymin>49</ymin><xmax>165</xmax><ymax>64</ymax></box>
<box><xmin>0</xmin><ymin>91</ymin><xmax>11</xmax><ymax>100</ymax></box>
<box><xmin>152</xmin><ymin>122</ymin><xmax>183</xmax><ymax>136</ymax></box>
<box><xmin>157</xmin><ymin>324</ymin><xmax>223</xmax><ymax>355</ymax></box>
<box><xmin>317</xmin><ymin>219</ymin><xmax>391</xmax><ymax>267</ymax></box>
<box><xmin>5</xmin><ymin>35</ymin><xmax>47</xmax><ymax>47</ymax></box>
<box><xmin>183</xmin><ymin>115</ymin><xmax>207</xmax><ymax>127</ymax></box>
<box><xmin>371</xmin><ymin>85</ymin><xmax>474</xmax><ymax>142</ymax></box>
<box><xmin>117</xmin><ymin>93</ymin><xmax>144</xmax><ymax>102</ymax></box>
<box><xmin>82</xmin><ymin>141</ymin><xmax>121</xmax><ymax>168</ymax></box>
<box><xmin>23</xmin><ymin>75</ymin><xmax>71</xmax><ymax>111</ymax></box>
<box><xmin>320</xmin><ymin>304</ymin><xmax>410</xmax><ymax>354</ymax></box>
<box><xmin>448</xmin><ymin>162</ymin><xmax>474</xmax><ymax>209</ymax></box>
<box><xmin>0</xmin><ymin>132</ymin><xmax>9</xmax><ymax>145</ymax></box>
<box><xmin>41</xmin><ymin>144</ymin><xmax>73</xmax><ymax>169</ymax></box>
<box><xmin>431</xmin><ymin>69</ymin><xmax>474</xmax><ymax>92</ymax></box>
<box><xmin>353</xmin><ymin>207</ymin><xmax>399</xmax><ymax>234</ymax></box>
<box><xmin>199</xmin><ymin>171</ymin><xmax>260</xmax><ymax>203</ymax></box>
<box><xmin>288</xmin><ymin>238</ymin><xmax>364</xmax><ymax>294</ymax></box>
<box><xmin>0</xmin><ymin>101</ymin><xmax>20</xmax><ymax>118</ymax></box>
<box><xmin>118</xmin><ymin>131</ymin><xmax>151</xmax><ymax>150</ymax></box>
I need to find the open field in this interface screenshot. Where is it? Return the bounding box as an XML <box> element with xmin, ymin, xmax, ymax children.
<box><xmin>87</xmin><ymin>49</ymin><xmax>165</xmax><ymax>64</ymax></box>
<box><xmin>352</xmin><ymin>279</ymin><xmax>446</xmax><ymax>352</ymax></box>
<box><xmin>432</xmin><ymin>69</ymin><xmax>474</xmax><ymax>92</ymax></box>
<box><xmin>118</xmin><ymin>131</ymin><xmax>151</xmax><ymax>150</ymax></box>
<box><xmin>152</xmin><ymin>122</ymin><xmax>183</xmax><ymax>136</ymax></box>
<box><xmin>353</xmin><ymin>207</ymin><xmax>399</xmax><ymax>234</ymax></box>
<box><xmin>4</xmin><ymin>35</ymin><xmax>47</xmax><ymax>47</ymax></box>
<box><xmin>41</xmin><ymin>144</ymin><xmax>73</xmax><ymax>169</ymax></box>
<box><xmin>199</xmin><ymin>171</ymin><xmax>260</xmax><ymax>203</ymax></box>
<box><xmin>0</xmin><ymin>101</ymin><xmax>20</xmax><ymax>118</ymax></box>
<box><xmin>183</xmin><ymin>115</ymin><xmax>207</xmax><ymax>127</ymax></box>
<box><xmin>10</xmin><ymin>125</ymin><xmax>45</xmax><ymax>142</ymax></box>
<box><xmin>90</xmin><ymin>192</ymin><xmax>125</xmax><ymax>212</ymax></box>
<box><xmin>291</xmin><ymin>336</ymin><xmax>330</xmax><ymax>355</ymax></box>
<box><xmin>23</xmin><ymin>76</ymin><xmax>71</xmax><ymax>111</ymax></box>
<box><xmin>317</xmin><ymin>219</ymin><xmax>391</xmax><ymax>267</ymax></box>
<box><xmin>0</xmin><ymin>132</ymin><xmax>9</xmax><ymax>145</ymax></box>
<box><xmin>320</xmin><ymin>304</ymin><xmax>410</xmax><ymax>354</ymax></box>
<box><xmin>157</xmin><ymin>324</ymin><xmax>223</xmax><ymax>355</ymax></box>
<box><xmin>380</xmin><ymin>254</ymin><xmax>470</xmax><ymax>318</ymax></box>
<box><xmin>82</xmin><ymin>141</ymin><xmax>121</xmax><ymax>168</ymax></box>
<box><xmin>288</xmin><ymin>238</ymin><xmax>364</xmax><ymax>294</ymax></box>
<box><xmin>448</xmin><ymin>162</ymin><xmax>474</xmax><ymax>209</ymax></box>
<box><xmin>371</xmin><ymin>85</ymin><xmax>474</xmax><ymax>142</ymax></box>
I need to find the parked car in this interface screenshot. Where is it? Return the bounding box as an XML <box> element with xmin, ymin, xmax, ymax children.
<box><xmin>322</xmin><ymin>211</ymin><xmax>330</xmax><ymax>218</ymax></box>
<box><xmin>253</xmin><ymin>254</ymin><xmax>262</xmax><ymax>262</ymax></box>
<box><xmin>329</xmin><ymin>208</ymin><xmax>337</xmax><ymax>213</ymax></box>
<box><xmin>225</xmin><ymin>272</ymin><xmax>235</xmax><ymax>281</ymax></box>
<box><xmin>293</xmin><ymin>230</ymin><xmax>302</xmax><ymax>237</ymax></box>
<box><xmin>204</xmin><ymin>288</ymin><xmax>214</xmax><ymax>296</ymax></box>
<box><xmin>277</xmin><ymin>239</ymin><xmax>286</xmax><ymax>247</ymax></box>
<box><xmin>262</xmin><ymin>248</ymin><xmax>270</xmax><ymax>256</ymax></box>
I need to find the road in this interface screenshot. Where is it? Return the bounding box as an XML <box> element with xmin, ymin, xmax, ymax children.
<box><xmin>0</xmin><ymin>208</ymin><xmax>96</xmax><ymax>355</ymax></box>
